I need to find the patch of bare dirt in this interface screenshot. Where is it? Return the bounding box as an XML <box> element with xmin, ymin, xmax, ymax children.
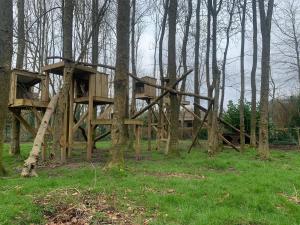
<box><xmin>143</xmin><ymin>171</ymin><xmax>205</xmax><ymax>180</ymax></box>
<box><xmin>279</xmin><ymin>192</ymin><xmax>300</xmax><ymax>205</ymax></box>
<box><xmin>35</xmin><ymin>188</ymin><xmax>152</xmax><ymax>225</ymax></box>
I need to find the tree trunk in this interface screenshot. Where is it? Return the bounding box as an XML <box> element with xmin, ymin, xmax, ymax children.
<box><xmin>250</xmin><ymin>0</ymin><xmax>258</xmax><ymax>147</ymax></box>
<box><xmin>109</xmin><ymin>0</ymin><xmax>130</xmax><ymax>168</ymax></box>
<box><xmin>180</xmin><ymin>0</ymin><xmax>193</xmax><ymax>92</ymax></box>
<box><xmin>220</xmin><ymin>0</ymin><xmax>235</xmax><ymax>117</ymax></box>
<box><xmin>157</xmin><ymin>0</ymin><xmax>169</xmax><ymax>151</ymax></box>
<box><xmin>52</xmin><ymin>0</ymin><xmax>74</xmax><ymax>162</ymax></box>
<box><xmin>0</xmin><ymin>0</ymin><xmax>13</xmax><ymax>175</ymax></box>
<box><xmin>11</xmin><ymin>0</ymin><xmax>25</xmax><ymax>156</ymax></box>
<box><xmin>208</xmin><ymin>0</ymin><xmax>222</xmax><ymax>155</ymax></box>
<box><xmin>167</xmin><ymin>0</ymin><xmax>180</xmax><ymax>156</ymax></box>
<box><xmin>193</xmin><ymin>0</ymin><xmax>201</xmax><ymax>139</ymax></box>
<box><xmin>206</xmin><ymin>0</ymin><xmax>212</xmax><ymax>144</ymax></box>
<box><xmin>92</xmin><ymin>0</ymin><xmax>100</xmax><ymax>66</ymax></box>
<box><xmin>258</xmin><ymin>0</ymin><xmax>274</xmax><ymax>159</ymax></box>
<box><xmin>21</xmin><ymin>95</ymin><xmax>59</xmax><ymax>177</ymax></box>
<box><xmin>240</xmin><ymin>0</ymin><xmax>247</xmax><ymax>151</ymax></box>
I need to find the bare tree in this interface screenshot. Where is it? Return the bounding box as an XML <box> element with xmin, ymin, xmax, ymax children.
<box><xmin>52</xmin><ymin>0</ymin><xmax>74</xmax><ymax>162</ymax></box>
<box><xmin>180</xmin><ymin>0</ymin><xmax>193</xmax><ymax>92</ymax></box>
<box><xmin>157</xmin><ymin>0</ymin><xmax>169</xmax><ymax>151</ymax></box>
<box><xmin>250</xmin><ymin>0</ymin><xmax>258</xmax><ymax>147</ymax></box>
<box><xmin>193</xmin><ymin>0</ymin><xmax>202</xmax><ymax>138</ymax></box>
<box><xmin>273</xmin><ymin>0</ymin><xmax>300</xmax><ymax>85</ymax></box>
<box><xmin>220</xmin><ymin>0</ymin><xmax>236</xmax><ymax>117</ymax></box>
<box><xmin>109</xmin><ymin>0</ymin><xmax>130</xmax><ymax>167</ymax></box>
<box><xmin>11</xmin><ymin>0</ymin><xmax>26</xmax><ymax>156</ymax></box>
<box><xmin>167</xmin><ymin>0</ymin><xmax>180</xmax><ymax>156</ymax></box>
<box><xmin>0</xmin><ymin>0</ymin><xmax>13</xmax><ymax>175</ymax></box>
<box><xmin>258</xmin><ymin>0</ymin><xmax>275</xmax><ymax>159</ymax></box>
<box><xmin>208</xmin><ymin>0</ymin><xmax>223</xmax><ymax>155</ymax></box>
<box><xmin>239</xmin><ymin>0</ymin><xmax>247</xmax><ymax>151</ymax></box>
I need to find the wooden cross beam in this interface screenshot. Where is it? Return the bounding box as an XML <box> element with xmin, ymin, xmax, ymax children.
<box><xmin>11</xmin><ymin>110</ymin><xmax>37</xmax><ymax>137</ymax></box>
<box><xmin>187</xmin><ymin>102</ymin><xmax>213</xmax><ymax>153</ymax></box>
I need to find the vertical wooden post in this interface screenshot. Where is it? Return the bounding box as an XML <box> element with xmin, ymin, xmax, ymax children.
<box><xmin>147</xmin><ymin>99</ymin><xmax>152</xmax><ymax>151</ymax></box>
<box><xmin>135</xmin><ymin>125</ymin><xmax>141</xmax><ymax>160</ymax></box>
<box><xmin>87</xmin><ymin>74</ymin><xmax>95</xmax><ymax>161</ymax></box>
<box><xmin>41</xmin><ymin>72</ymin><xmax>50</xmax><ymax>101</ymax></box>
<box><xmin>297</xmin><ymin>128</ymin><xmax>300</xmax><ymax>151</ymax></box>
<box><xmin>68</xmin><ymin>79</ymin><xmax>74</xmax><ymax>157</ymax></box>
<box><xmin>61</xmin><ymin>68</ymin><xmax>69</xmax><ymax>163</ymax></box>
<box><xmin>41</xmin><ymin>142</ymin><xmax>46</xmax><ymax>162</ymax></box>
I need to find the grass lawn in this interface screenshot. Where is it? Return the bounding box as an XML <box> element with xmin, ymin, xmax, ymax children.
<box><xmin>1</xmin><ymin>141</ymin><xmax>300</xmax><ymax>225</ymax></box>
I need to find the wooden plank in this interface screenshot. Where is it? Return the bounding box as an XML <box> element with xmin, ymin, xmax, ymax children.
<box><xmin>124</xmin><ymin>119</ymin><xmax>144</xmax><ymax>125</ymax></box>
<box><xmin>92</xmin><ymin>119</ymin><xmax>113</xmax><ymax>125</ymax></box>
<box><xmin>42</xmin><ymin>61</ymin><xmax>65</xmax><ymax>72</ymax></box>
<box><xmin>9</xmin><ymin>71</ymin><xmax>16</xmax><ymax>105</ymax></box>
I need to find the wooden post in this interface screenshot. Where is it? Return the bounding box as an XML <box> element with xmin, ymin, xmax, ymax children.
<box><xmin>87</xmin><ymin>75</ymin><xmax>95</xmax><ymax>161</ymax></box>
<box><xmin>147</xmin><ymin>99</ymin><xmax>152</xmax><ymax>151</ymax></box>
<box><xmin>61</xmin><ymin>68</ymin><xmax>70</xmax><ymax>163</ymax></box>
<box><xmin>41</xmin><ymin>72</ymin><xmax>50</xmax><ymax>101</ymax></box>
<box><xmin>41</xmin><ymin>142</ymin><xmax>46</xmax><ymax>162</ymax></box>
<box><xmin>68</xmin><ymin>79</ymin><xmax>74</xmax><ymax>157</ymax></box>
<box><xmin>135</xmin><ymin>125</ymin><xmax>141</xmax><ymax>160</ymax></box>
<box><xmin>297</xmin><ymin>128</ymin><xmax>300</xmax><ymax>151</ymax></box>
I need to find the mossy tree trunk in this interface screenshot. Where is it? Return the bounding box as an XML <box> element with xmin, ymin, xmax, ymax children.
<box><xmin>0</xmin><ymin>0</ymin><xmax>13</xmax><ymax>175</ymax></box>
<box><xmin>109</xmin><ymin>0</ymin><xmax>130</xmax><ymax>168</ymax></box>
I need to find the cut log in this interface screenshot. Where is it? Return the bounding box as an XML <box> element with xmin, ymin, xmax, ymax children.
<box><xmin>21</xmin><ymin>94</ymin><xmax>59</xmax><ymax>177</ymax></box>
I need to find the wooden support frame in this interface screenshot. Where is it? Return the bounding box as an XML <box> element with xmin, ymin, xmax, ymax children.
<box><xmin>194</xmin><ymin>103</ymin><xmax>254</xmax><ymax>142</ymax></box>
<box><xmin>72</xmin><ymin>110</ymin><xmax>88</xmax><ymax>133</ymax></box>
<box><xmin>10</xmin><ymin>110</ymin><xmax>37</xmax><ymax>137</ymax></box>
<box><xmin>187</xmin><ymin>102</ymin><xmax>240</xmax><ymax>153</ymax></box>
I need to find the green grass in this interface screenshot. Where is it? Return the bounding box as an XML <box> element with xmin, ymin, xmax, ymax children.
<box><xmin>1</xmin><ymin>142</ymin><xmax>300</xmax><ymax>224</ymax></box>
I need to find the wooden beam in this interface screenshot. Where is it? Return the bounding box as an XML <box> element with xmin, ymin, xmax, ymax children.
<box><xmin>11</xmin><ymin>110</ymin><xmax>37</xmax><ymax>137</ymax></box>
<box><xmin>188</xmin><ymin>102</ymin><xmax>213</xmax><ymax>153</ymax></box>
<box><xmin>72</xmin><ymin>110</ymin><xmax>88</xmax><ymax>133</ymax></box>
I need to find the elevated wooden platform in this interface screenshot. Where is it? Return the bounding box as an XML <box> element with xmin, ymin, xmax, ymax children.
<box><xmin>8</xmin><ymin>99</ymin><xmax>49</xmax><ymax>110</ymax></box>
<box><xmin>43</xmin><ymin>61</ymin><xmax>96</xmax><ymax>77</ymax></box>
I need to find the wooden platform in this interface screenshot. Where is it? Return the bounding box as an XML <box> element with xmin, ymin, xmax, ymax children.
<box><xmin>8</xmin><ymin>99</ymin><xmax>49</xmax><ymax>110</ymax></box>
<box><xmin>74</xmin><ymin>96</ymin><xmax>114</xmax><ymax>105</ymax></box>
<box><xmin>43</xmin><ymin>61</ymin><xmax>96</xmax><ymax>77</ymax></box>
